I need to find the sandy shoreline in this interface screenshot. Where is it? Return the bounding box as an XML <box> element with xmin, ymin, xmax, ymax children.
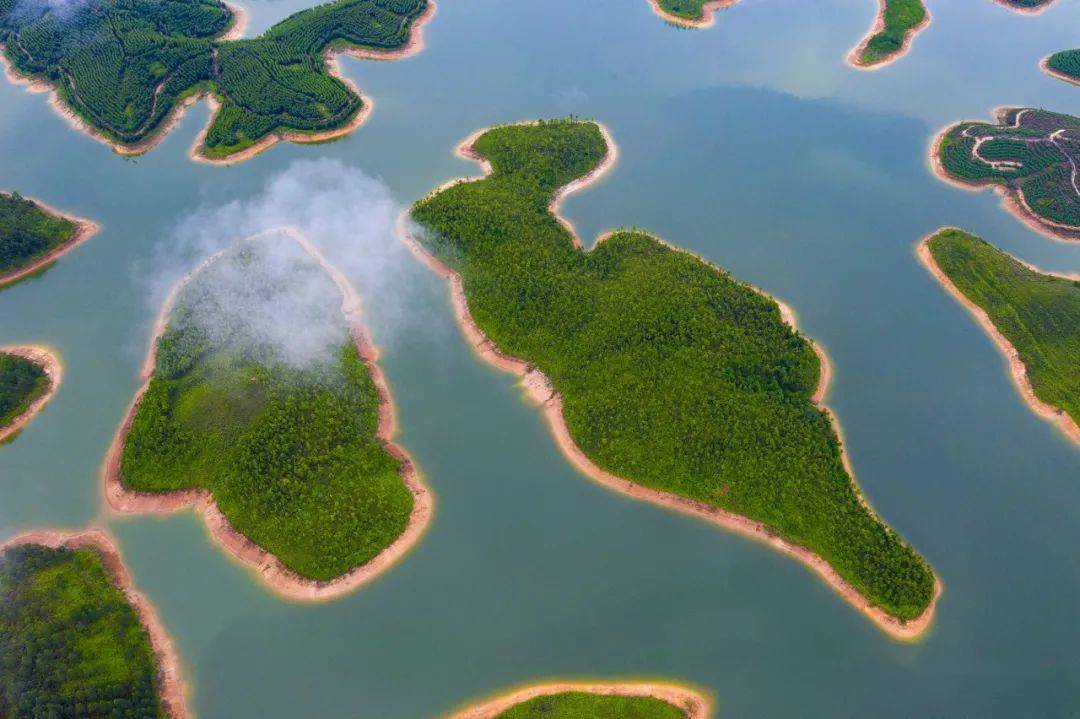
<box><xmin>102</xmin><ymin>227</ymin><xmax>433</xmax><ymax>601</ymax></box>
<box><xmin>0</xmin><ymin>529</ymin><xmax>189</xmax><ymax>719</ymax></box>
<box><xmin>917</xmin><ymin>231</ymin><xmax>1080</xmax><ymax>447</ymax></box>
<box><xmin>645</xmin><ymin>0</ymin><xmax>738</xmax><ymax>29</ymax></box>
<box><xmin>846</xmin><ymin>0</ymin><xmax>932</xmax><ymax>71</ymax></box>
<box><xmin>0</xmin><ymin>345</ymin><xmax>62</xmax><ymax>444</ymax></box>
<box><xmin>399</xmin><ymin>120</ymin><xmax>941</xmax><ymax>641</ymax></box>
<box><xmin>447</xmin><ymin>680</ymin><xmax>711</xmax><ymax>719</ymax></box>
<box><xmin>0</xmin><ymin>196</ymin><xmax>100</xmax><ymax>288</ymax></box>
<box><xmin>1040</xmin><ymin>54</ymin><xmax>1080</xmax><ymax>88</ymax></box>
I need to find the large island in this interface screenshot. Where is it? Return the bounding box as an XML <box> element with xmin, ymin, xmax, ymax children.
<box><xmin>406</xmin><ymin>119</ymin><xmax>939</xmax><ymax>639</ymax></box>
<box><xmin>0</xmin><ymin>192</ymin><xmax>99</xmax><ymax>288</ymax></box>
<box><xmin>0</xmin><ymin>0</ymin><xmax>433</xmax><ymax>163</ymax></box>
<box><xmin>449</xmin><ymin>682</ymin><xmax>710</xmax><ymax>719</ymax></box>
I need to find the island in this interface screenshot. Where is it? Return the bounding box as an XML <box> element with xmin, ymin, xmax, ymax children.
<box><xmin>932</xmin><ymin>108</ymin><xmax>1080</xmax><ymax>242</ymax></box>
<box><xmin>847</xmin><ymin>0</ymin><xmax>930</xmax><ymax>70</ymax></box>
<box><xmin>1042</xmin><ymin>49</ymin><xmax>1080</xmax><ymax>87</ymax></box>
<box><xmin>448</xmin><ymin>682</ymin><xmax>710</xmax><ymax>719</ymax></box>
<box><xmin>993</xmin><ymin>0</ymin><xmax>1056</xmax><ymax>12</ymax></box>
<box><xmin>0</xmin><ymin>345</ymin><xmax>61</xmax><ymax>444</ymax></box>
<box><xmin>405</xmin><ymin>119</ymin><xmax>940</xmax><ymax>639</ymax></box>
<box><xmin>918</xmin><ymin>227</ymin><xmax>1080</xmax><ymax>445</ymax></box>
<box><xmin>0</xmin><ymin>529</ymin><xmax>186</xmax><ymax>718</ymax></box>
<box><xmin>0</xmin><ymin>192</ymin><xmax>99</xmax><ymax>288</ymax></box>
<box><xmin>0</xmin><ymin>0</ymin><xmax>434</xmax><ymax>163</ymax></box>
<box><xmin>104</xmin><ymin>228</ymin><xmax>431</xmax><ymax>600</ymax></box>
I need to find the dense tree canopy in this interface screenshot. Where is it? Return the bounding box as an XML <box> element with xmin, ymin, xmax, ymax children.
<box><xmin>0</xmin><ymin>351</ymin><xmax>49</xmax><ymax>429</ymax></box>
<box><xmin>0</xmin><ymin>192</ymin><xmax>79</xmax><ymax>278</ymax></box>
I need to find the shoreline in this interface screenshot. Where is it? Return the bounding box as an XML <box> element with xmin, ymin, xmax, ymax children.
<box><xmin>846</xmin><ymin>0</ymin><xmax>932</xmax><ymax>71</ymax></box>
<box><xmin>0</xmin><ymin>196</ymin><xmax>101</xmax><ymax>288</ymax></box>
<box><xmin>917</xmin><ymin>230</ymin><xmax>1080</xmax><ymax>447</ymax></box>
<box><xmin>219</xmin><ymin>0</ymin><xmax>249</xmax><ymax>40</ymax></box>
<box><xmin>0</xmin><ymin>529</ymin><xmax>189</xmax><ymax>719</ymax></box>
<box><xmin>447</xmin><ymin>680</ymin><xmax>711</xmax><ymax>719</ymax></box>
<box><xmin>990</xmin><ymin>0</ymin><xmax>1056</xmax><ymax>14</ymax></box>
<box><xmin>102</xmin><ymin>227</ymin><xmax>433</xmax><ymax>601</ymax></box>
<box><xmin>1040</xmin><ymin>54</ymin><xmax>1080</xmax><ymax>88</ymax></box>
<box><xmin>644</xmin><ymin>0</ymin><xmax>739</xmax><ymax>29</ymax></box>
<box><xmin>0</xmin><ymin>345</ymin><xmax>62</xmax><ymax>443</ymax></box>
<box><xmin>399</xmin><ymin>120</ymin><xmax>941</xmax><ymax>641</ymax></box>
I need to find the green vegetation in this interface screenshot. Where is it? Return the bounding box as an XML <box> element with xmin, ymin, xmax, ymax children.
<box><xmin>927</xmin><ymin>228</ymin><xmax>1080</xmax><ymax>429</ymax></box>
<box><xmin>0</xmin><ymin>542</ymin><xmax>166</xmax><ymax>718</ymax></box>
<box><xmin>936</xmin><ymin>108</ymin><xmax>1080</xmax><ymax>234</ymax></box>
<box><xmin>495</xmin><ymin>692</ymin><xmax>686</xmax><ymax>719</ymax></box>
<box><xmin>651</xmin><ymin>0</ymin><xmax>715</xmax><ymax>23</ymax></box>
<box><xmin>119</xmin><ymin>236</ymin><xmax>413</xmax><ymax>581</ymax></box>
<box><xmin>411</xmin><ymin>120</ymin><xmax>935</xmax><ymax>620</ymax></box>
<box><xmin>0</xmin><ymin>352</ymin><xmax>49</xmax><ymax>429</ymax></box>
<box><xmin>0</xmin><ymin>0</ymin><xmax>428</xmax><ymax>159</ymax></box>
<box><xmin>1046</xmin><ymin>49</ymin><xmax>1080</xmax><ymax>84</ymax></box>
<box><xmin>853</xmin><ymin>0</ymin><xmax>927</xmax><ymax>67</ymax></box>
<box><xmin>0</xmin><ymin>192</ymin><xmax>79</xmax><ymax>279</ymax></box>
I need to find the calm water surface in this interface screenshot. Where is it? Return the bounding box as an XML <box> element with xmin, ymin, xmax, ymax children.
<box><xmin>1</xmin><ymin>0</ymin><xmax>1078</xmax><ymax>716</ymax></box>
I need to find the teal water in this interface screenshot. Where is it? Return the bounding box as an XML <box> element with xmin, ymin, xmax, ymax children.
<box><xmin>2</xmin><ymin>0</ymin><xmax>1079</xmax><ymax>716</ymax></box>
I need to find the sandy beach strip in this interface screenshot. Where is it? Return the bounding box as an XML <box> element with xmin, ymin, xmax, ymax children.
<box><xmin>0</xmin><ymin>345</ymin><xmax>62</xmax><ymax>443</ymax></box>
<box><xmin>917</xmin><ymin>231</ymin><xmax>1080</xmax><ymax>447</ymax></box>
<box><xmin>102</xmin><ymin>227</ymin><xmax>433</xmax><ymax>601</ymax></box>
<box><xmin>447</xmin><ymin>680</ymin><xmax>712</xmax><ymax>719</ymax></box>
<box><xmin>0</xmin><ymin>197</ymin><xmax>100</xmax><ymax>288</ymax></box>
<box><xmin>645</xmin><ymin>0</ymin><xmax>739</xmax><ymax>29</ymax></box>
<box><xmin>399</xmin><ymin>120</ymin><xmax>941</xmax><ymax>641</ymax></box>
<box><xmin>219</xmin><ymin>0</ymin><xmax>249</xmax><ymax>40</ymax></box>
<box><xmin>0</xmin><ymin>529</ymin><xmax>189</xmax><ymax>719</ymax></box>
<box><xmin>1040</xmin><ymin>54</ymin><xmax>1080</xmax><ymax>88</ymax></box>
<box><xmin>846</xmin><ymin>0</ymin><xmax>932</xmax><ymax>71</ymax></box>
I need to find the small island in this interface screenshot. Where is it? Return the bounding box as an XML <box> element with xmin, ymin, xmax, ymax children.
<box><xmin>993</xmin><ymin>0</ymin><xmax>1056</xmax><ymax>12</ymax></box>
<box><xmin>0</xmin><ymin>192</ymin><xmax>99</xmax><ymax>288</ymax></box>
<box><xmin>919</xmin><ymin>227</ymin><xmax>1080</xmax><ymax>445</ymax></box>
<box><xmin>448</xmin><ymin>682</ymin><xmax>710</xmax><ymax>719</ymax></box>
<box><xmin>0</xmin><ymin>530</ymin><xmax>186</xmax><ymax>718</ymax></box>
<box><xmin>0</xmin><ymin>345</ymin><xmax>61</xmax><ymax>444</ymax></box>
<box><xmin>406</xmin><ymin>119</ymin><xmax>939</xmax><ymax>639</ymax></box>
<box><xmin>104</xmin><ymin>228</ymin><xmax>431</xmax><ymax>599</ymax></box>
<box><xmin>0</xmin><ymin>0</ymin><xmax>433</xmax><ymax>163</ymax></box>
<box><xmin>1042</xmin><ymin>49</ymin><xmax>1080</xmax><ymax>87</ymax></box>
<box><xmin>645</xmin><ymin>0</ymin><xmax>735</xmax><ymax>29</ymax></box>
<box><xmin>848</xmin><ymin>0</ymin><xmax>930</xmax><ymax>70</ymax></box>
<box><xmin>933</xmin><ymin>108</ymin><xmax>1080</xmax><ymax>242</ymax></box>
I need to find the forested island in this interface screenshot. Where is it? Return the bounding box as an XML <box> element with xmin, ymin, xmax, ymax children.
<box><xmin>0</xmin><ymin>530</ymin><xmax>185</xmax><ymax>718</ymax></box>
<box><xmin>1043</xmin><ymin>49</ymin><xmax>1080</xmax><ymax>86</ymax></box>
<box><xmin>0</xmin><ymin>192</ymin><xmax>98</xmax><ymax>288</ymax></box>
<box><xmin>449</xmin><ymin>682</ymin><xmax>710</xmax><ymax>719</ymax></box>
<box><xmin>106</xmin><ymin>229</ymin><xmax>430</xmax><ymax>599</ymax></box>
<box><xmin>407</xmin><ymin>119</ymin><xmax>938</xmax><ymax>638</ymax></box>
<box><xmin>919</xmin><ymin>228</ymin><xmax>1080</xmax><ymax>445</ymax></box>
<box><xmin>933</xmin><ymin>108</ymin><xmax>1080</xmax><ymax>241</ymax></box>
<box><xmin>848</xmin><ymin>0</ymin><xmax>929</xmax><ymax>69</ymax></box>
<box><xmin>0</xmin><ymin>346</ymin><xmax>60</xmax><ymax>444</ymax></box>
<box><xmin>0</xmin><ymin>0</ymin><xmax>433</xmax><ymax>162</ymax></box>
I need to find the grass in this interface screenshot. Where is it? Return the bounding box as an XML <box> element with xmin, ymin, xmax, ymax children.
<box><xmin>0</xmin><ymin>192</ymin><xmax>79</xmax><ymax>279</ymax></box>
<box><xmin>927</xmin><ymin>227</ymin><xmax>1080</xmax><ymax>429</ymax></box>
<box><xmin>410</xmin><ymin>119</ymin><xmax>935</xmax><ymax>621</ymax></box>
<box><xmin>854</xmin><ymin>0</ymin><xmax>927</xmax><ymax>66</ymax></box>
<box><xmin>495</xmin><ymin>692</ymin><xmax>687</xmax><ymax>719</ymax></box>
<box><xmin>0</xmin><ymin>352</ymin><xmax>49</xmax><ymax>429</ymax></box>
<box><xmin>0</xmin><ymin>543</ymin><xmax>166</xmax><ymax>718</ymax></box>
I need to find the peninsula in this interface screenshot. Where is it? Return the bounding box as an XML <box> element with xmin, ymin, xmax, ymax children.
<box><xmin>448</xmin><ymin>681</ymin><xmax>710</xmax><ymax>719</ymax></box>
<box><xmin>1042</xmin><ymin>49</ymin><xmax>1080</xmax><ymax>87</ymax></box>
<box><xmin>919</xmin><ymin>227</ymin><xmax>1080</xmax><ymax>445</ymax></box>
<box><xmin>0</xmin><ymin>192</ymin><xmax>99</xmax><ymax>288</ymax></box>
<box><xmin>0</xmin><ymin>530</ymin><xmax>187</xmax><ymax>718</ymax></box>
<box><xmin>0</xmin><ymin>0</ymin><xmax>433</xmax><ymax>163</ymax></box>
<box><xmin>406</xmin><ymin>119</ymin><xmax>939</xmax><ymax>638</ymax></box>
<box><xmin>105</xmin><ymin>228</ymin><xmax>431</xmax><ymax>599</ymax></box>
<box><xmin>0</xmin><ymin>345</ymin><xmax>61</xmax><ymax>444</ymax></box>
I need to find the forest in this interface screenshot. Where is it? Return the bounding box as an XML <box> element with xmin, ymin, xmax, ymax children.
<box><xmin>0</xmin><ymin>0</ymin><xmax>428</xmax><ymax>159</ymax></box>
<box><xmin>1046</xmin><ymin>48</ymin><xmax>1080</xmax><ymax>83</ymax></box>
<box><xmin>0</xmin><ymin>352</ymin><xmax>49</xmax><ymax>429</ymax></box>
<box><xmin>410</xmin><ymin>120</ymin><xmax>935</xmax><ymax>621</ymax></box>
<box><xmin>119</xmin><ymin>236</ymin><xmax>413</xmax><ymax>581</ymax></box>
<box><xmin>0</xmin><ymin>543</ymin><xmax>166</xmax><ymax>718</ymax></box>
<box><xmin>927</xmin><ymin>228</ymin><xmax>1080</xmax><ymax>430</ymax></box>
<box><xmin>852</xmin><ymin>0</ymin><xmax>927</xmax><ymax>67</ymax></box>
<box><xmin>936</xmin><ymin>108</ymin><xmax>1080</xmax><ymax>235</ymax></box>
<box><xmin>495</xmin><ymin>692</ymin><xmax>686</xmax><ymax>719</ymax></box>
<box><xmin>0</xmin><ymin>192</ymin><xmax>79</xmax><ymax>280</ymax></box>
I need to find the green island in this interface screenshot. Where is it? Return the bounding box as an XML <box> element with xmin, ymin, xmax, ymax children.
<box><xmin>934</xmin><ymin>108</ymin><xmax>1080</xmax><ymax>240</ymax></box>
<box><xmin>1044</xmin><ymin>49</ymin><xmax>1080</xmax><ymax>85</ymax></box>
<box><xmin>0</xmin><ymin>0</ymin><xmax>429</xmax><ymax>161</ymax></box>
<box><xmin>449</xmin><ymin>683</ymin><xmax>709</xmax><ymax>719</ymax></box>
<box><xmin>849</xmin><ymin>0</ymin><xmax>928</xmax><ymax>68</ymax></box>
<box><xmin>0</xmin><ymin>536</ymin><xmax>173</xmax><ymax>718</ymax></box>
<box><xmin>117</xmin><ymin>233</ymin><xmax>415</xmax><ymax>583</ymax></box>
<box><xmin>493</xmin><ymin>693</ymin><xmax>688</xmax><ymax>719</ymax></box>
<box><xmin>410</xmin><ymin>120</ymin><xmax>936</xmax><ymax>625</ymax></box>
<box><xmin>0</xmin><ymin>192</ymin><xmax>88</xmax><ymax>286</ymax></box>
<box><xmin>0</xmin><ymin>351</ymin><xmax>50</xmax><ymax>432</ymax></box>
<box><xmin>922</xmin><ymin>228</ymin><xmax>1080</xmax><ymax>441</ymax></box>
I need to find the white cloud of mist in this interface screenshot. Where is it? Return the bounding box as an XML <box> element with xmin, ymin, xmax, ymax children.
<box><xmin>13</xmin><ymin>0</ymin><xmax>92</xmax><ymax>23</ymax></box>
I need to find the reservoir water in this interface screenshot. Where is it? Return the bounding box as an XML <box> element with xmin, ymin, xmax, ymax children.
<box><xmin>1</xmin><ymin>0</ymin><xmax>1078</xmax><ymax>715</ymax></box>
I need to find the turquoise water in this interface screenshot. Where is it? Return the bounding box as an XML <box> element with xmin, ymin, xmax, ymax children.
<box><xmin>2</xmin><ymin>0</ymin><xmax>1079</xmax><ymax>715</ymax></box>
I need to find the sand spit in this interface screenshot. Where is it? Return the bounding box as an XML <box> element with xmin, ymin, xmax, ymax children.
<box><xmin>645</xmin><ymin>0</ymin><xmax>739</xmax><ymax>29</ymax></box>
<box><xmin>0</xmin><ymin>345</ymin><xmax>62</xmax><ymax>443</ymax></box>
<box><xmin>917</xmin><ymin>231</ymin><xmax>1080</xmax><ymax>447</ymax></box>
<box><xmin>846</xmin><ymin>0</ymin><xmax>932</xmax><ymax>71</ymax></box>
<box><xmin>399</xmin><ymin>121</ymin><xmax>941</xmax><ymax>641</ymax></box>
<box><xmin>102</xmin><ymin>227</ymin><xmax>432</xmax><ymax>601</ymax></box>
<box><xmin>0</xmin><ymin>529</ymin><xmax>189</xmax><ymax>719</ymax></box>
<box><xmin>447</xmin><ymin>680</ymin><xmax>711</xmax><ymax>719</ymax></box>
<box><xmin>0</xmin><ymin>197</ymin><xmax>100</xmax><ymax>288</ymax></box>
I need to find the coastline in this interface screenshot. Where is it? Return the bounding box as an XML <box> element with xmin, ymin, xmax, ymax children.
<box><xmin>0</xmin><ymin>529</ymin><xmax>189</xmax><ymax>719</ymax></box>
<box><xmin>0</xmin><ymin>345</ymin><xmax>62</xmax><ymax>443</ymax></box>
<box><xmin>102</xmin><ymin>227</ymin><xmax>433</xmax><ymax>601</ymax></box>
<box><xmin>0</xmin><ymin>196</ymin><xmax>101</xmax><ymax>288</ymax></box>
<box><xmin>1040</xmin><ymin>54</ymin><xmax>1080</xmax><ymax>89</ymax></box>
<box><xmin>447</xmin><ymin>680</ymin><xmax>711</xmax><ymax>719</ymax></box>
<box><xmin>846</xmin><ymin>0</ymin><xmax>932</xmax><ymax>71</ymax></box>
<box><xmin>644</xmin><ymin>0</ymin><xmax>738</xmax><ymax>29</ymax></box>
<box><xmin>399</xmin><ymin>120</ymin><xmax>941</xmax><ymax>641</ymax></box>
<box><xmin>917</xmin><ymin>231</ymin><xmax>1080</xmax><ymax>447</ymax></box>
